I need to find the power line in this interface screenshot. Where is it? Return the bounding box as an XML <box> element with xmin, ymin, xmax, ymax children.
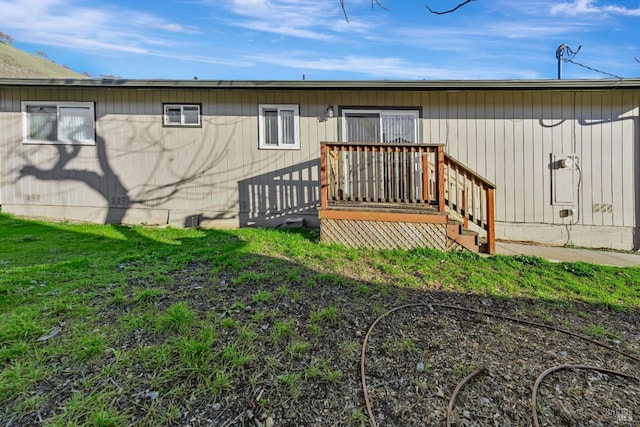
<box><xmin>563</xmin><ymin>58</ymin><xmax>623</xmax><ymax>79</ymax></box>
<box><xmin>556</xmin><ymin>43</ymin><xmax>624</xmax><ymax>79</ymax></box>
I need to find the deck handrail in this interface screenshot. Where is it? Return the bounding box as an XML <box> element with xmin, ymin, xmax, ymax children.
<box><xmin>320</xmin><ymin>142</ymin><xmax>496</xmax><ymax>254</ymax></box>
<box><xmin>444</xmin><ymin>153</ymin><xmax>496</xmax><ymax>190</ymax></box>
<box><xmin>442</xmin><ymin>153</ymin><xmax>496</xmax><ymax>254</ymax></box>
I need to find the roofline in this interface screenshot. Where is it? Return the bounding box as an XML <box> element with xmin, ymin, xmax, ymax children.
<box><xmin>1</xmin><ymin>78</ymin><xmax>639</xmax><ymax>91</ymax></box>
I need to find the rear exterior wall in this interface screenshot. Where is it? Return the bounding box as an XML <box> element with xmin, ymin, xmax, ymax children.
<box><xmin>0</xmin><ymin>86</ymin><xmax>638</xmax><ymax>249</ymax></box>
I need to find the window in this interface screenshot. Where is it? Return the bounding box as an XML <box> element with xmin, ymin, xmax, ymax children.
<box><xmin>163</xmin><ymin>104</ymin><xmax>201</xmax><ymax>126</ymax></box>
<box><xmin>340</xmin><ymin>108</ymin><xmax>421</xmax><ymax>200</ymax></box>
<box><xmin>258</xmin><ymin>104</ymin><xmax>300</xmax><ymax>149</ymax></box>
<box><xmin>22</xmin><ymin>101</ymin><xmax>95</xmax><ymax>145</ymax></box>
<box><xmin>342</xmin><ymin>109</ymin><xmax>419</xmax><ymax>143</ymax></box>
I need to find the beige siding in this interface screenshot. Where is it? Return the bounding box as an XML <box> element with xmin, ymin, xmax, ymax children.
<box><xmin>1</xmin><ymin>85</ymin><xmax>638</xmax><ymax>248</ymax></box>
<box><xmin>1</xmin><ymin>87</ymin><xmax>325</xmax><ymax>227</ymax></box>
<box><xmin>438</xmin><ymin>89</ymin><xmax>638</xmax><ymax>237</ymax></box>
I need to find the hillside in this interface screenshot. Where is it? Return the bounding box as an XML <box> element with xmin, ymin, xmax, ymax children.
<box><xmin>0</xmin><ymin>42</ymin><xmax>85</xmax><ymax>78</ymax></box>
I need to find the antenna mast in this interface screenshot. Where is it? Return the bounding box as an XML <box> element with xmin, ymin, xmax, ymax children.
<box><xmin>556</xmin><ymin>44</ymin><xmax>581</xmax><ymax>79</ymax></box>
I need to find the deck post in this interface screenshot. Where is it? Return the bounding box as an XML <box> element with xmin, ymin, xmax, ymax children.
<box><xmin>421</xmin><ymin>154</ymin><xmax>429</xmax><ymax>202</ymax></box>
<box><xmin>485</xmin><ymin>186</ymin><xmax>496</xmax><ymax>254</ymax></box>
<box><xmin>320</xmin><ymin>143</ymin><xmax>328</xmax><ymax>208</ymax></box>
<box><xmin>437</xmin><ymin>145</ymin><xmax>445</xmax><ymax>213</ymax></box>
<box><xmin>462</xmin><ymin>188</ymin><xmax>468</xmax><ymax>228</ymax></box>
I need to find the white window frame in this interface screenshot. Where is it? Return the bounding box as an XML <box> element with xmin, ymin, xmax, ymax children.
<box><xmin>163</xmin><ymin>104</ymin><xmax>201</xmax><ymax>127</ymax></box>
<box><xmin>341</xmin><ymin>108</ymin><xmax>420</xmax><ymax>143</ymax></box>
<box><xmin>258</xmin><ymin>104</ymin><xmax>300</xmax><ymax>150</ymax></box>
<box><xmin>21</xmin><ymin>101</ymin><xmax>95</xmax><ymax>145</ymax></box>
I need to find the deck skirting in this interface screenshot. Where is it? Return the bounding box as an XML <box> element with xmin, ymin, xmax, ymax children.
<box><xmin>319</xmin><ymin>214</ymin><xmax>464</xmax><ymax>251</ymax></box>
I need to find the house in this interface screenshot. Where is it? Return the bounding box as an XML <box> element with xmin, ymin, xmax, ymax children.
<box><xmin>0</xmin><ymin>78</ymin><xmax>638</xmax><ymax>252</ymax></box>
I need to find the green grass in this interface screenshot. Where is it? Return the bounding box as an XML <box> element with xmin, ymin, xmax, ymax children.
<box><xmin>285</xmin><ymin>340</ymin><xmax>310</xmax><ymax>356</ymax></box>
<box><xmin>271</xmin><ymin>319</ymin><xmax>295</xmax><ymax>343</ymax></box>
<box><xmin>309</xmin><ymin>306</ymin><xmax>338</xmax><ymax>324</ymax></box>
<box><xmin>277</xmin><ymin>372</ymin><xmax>303</xmax><ymax>397</ymax></box>
<box><xmin>399</xmin><ymin>338</ymin><xmax>418</xmax><ymax>353</ymax></box>
<box><xmin>132</xmin><ymin>288</ymin><xmax>164</xmax><ymax>304</ymax></box>
<box><xmin>0</xmin><ymin>213</ymin><xmax>639</xmax><ymax>425</ymax></box>
<box><xmin>251</xmin><ymin>290</ymin><xmax>272</xmax><ymax>304</ymax></box>
<box><xmin>158</xmin><ymin>303</ymin><xmax>196</xmax><ymax>332</ymax></box>
<box><xmin>304</xmin><ymin>358</ymin><xmax>342</xmax><ymax>382</ymax></box>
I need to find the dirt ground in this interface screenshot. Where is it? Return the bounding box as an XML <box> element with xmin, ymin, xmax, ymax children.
<box><xmin>15</xmin><ymin>260</ymin><xmax>640</xmax><ymax>426</ymax></box>
<box><xmin>165</xmin><ymin>263</ymin><xmax>640</xmax><ymax>426</ymax></box>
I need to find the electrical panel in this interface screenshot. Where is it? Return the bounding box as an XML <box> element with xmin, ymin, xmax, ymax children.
<box><xmin>551</xmin><ymin>153</ymin><xmax>578</xmax><ymax>205</ymax></box>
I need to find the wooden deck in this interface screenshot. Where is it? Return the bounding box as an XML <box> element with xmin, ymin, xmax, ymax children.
<box><xmin>319</xmin><ymin>142</ymin><xmax>496</xmax><ymax>254</ymax></box>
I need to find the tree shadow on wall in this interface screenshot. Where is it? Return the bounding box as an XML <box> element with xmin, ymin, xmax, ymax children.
<box><xmin>237</xmin><ymin>159</ymin><xmax>320</xmax><ymax>228</ymax></box>
<box><xmin>17</xmin><ymin>127</ymin><xmax>235</xmax><ymax>225</ymax></box>
<box><xmin>18</xmin><ymin>135</ymin><xmax>131</xmax><ymax>224</ymax></box>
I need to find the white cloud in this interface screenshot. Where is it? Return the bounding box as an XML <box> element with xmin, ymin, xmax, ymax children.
<box><xmin>229</xmin><ymin>21</ymin><xmax>333</xmax><ymax>41</ymax></box>
<box><xmin>0</xmin><ymin>0</ymin><xmax>198</xmax><ymax>54</ymax></box>
<box><xmin>550</xmin><ymin>0</ymin><xmax>640</xmax><ymax>16</ymax></box>
<box><xmin>247</xmin><ymin>53</ymin><xmax>538</xmax><ymax>80</ymax></box>
<box><xmin>213</xmin><ymin>0</ymin><xmax>374</xmax><ymax>41</ymax></box>
<box><xmin>148</xmin><ymin>51</ymin><xmax>254</xmax><ymax>67</ymax></box>
<box><xmin>248</xmin><ymin>53</ymin><xmax>430</xmax><ymax>78</ymax></box>
<box><xmin>486</xmin><ymin>21</ymin><xmax>596</xmax><ymax>39</ymax></box>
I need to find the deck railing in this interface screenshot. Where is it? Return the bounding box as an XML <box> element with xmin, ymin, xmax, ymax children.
<box><xmin>320</xmin><ymin>142</ymin><xmax>496</xmax><ymax>253</ymax></box>
<box><xmin>320</xmin><ymin>142</ymin><xmax>442</xmax><ymax>206</ymax></box>
<box><xmin>443</xmin><ymin>153</ymin><xmax>496</xmax><ymax>254</ymax></box>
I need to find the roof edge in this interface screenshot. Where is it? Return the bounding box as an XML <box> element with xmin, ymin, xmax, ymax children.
<box><xmin>1</xmin><ymin>78</ymin><xmax>639</xmax><ymax>90</ymax></box>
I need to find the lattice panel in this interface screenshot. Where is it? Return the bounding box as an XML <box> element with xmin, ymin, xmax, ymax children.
<box><xmin>446</xmin><ymin>238</ymin><xmax>466</xmax><ymax>252</ymax></box>
<box><xmin>320</xmin><ymin>218</ymin><xmax>450</xmax><ymax>251</ymax></box>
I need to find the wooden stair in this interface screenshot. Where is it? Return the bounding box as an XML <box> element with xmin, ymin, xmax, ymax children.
<box><xmin>446</xmin><ymin>221</ymin><xmax>488</xmax><ymax>253</ymax></box>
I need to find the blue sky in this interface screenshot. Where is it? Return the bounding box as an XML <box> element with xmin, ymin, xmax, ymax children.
<box><xmin>1</xmin><ymin>0</ymin><xmax>640</xmax><ymax>80</ymax></box>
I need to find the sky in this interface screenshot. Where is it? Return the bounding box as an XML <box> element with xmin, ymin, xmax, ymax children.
<box><xmin>1</xmin><ymin>0</ymin><xmax>640</xmax><ymax>81</ymax></box>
